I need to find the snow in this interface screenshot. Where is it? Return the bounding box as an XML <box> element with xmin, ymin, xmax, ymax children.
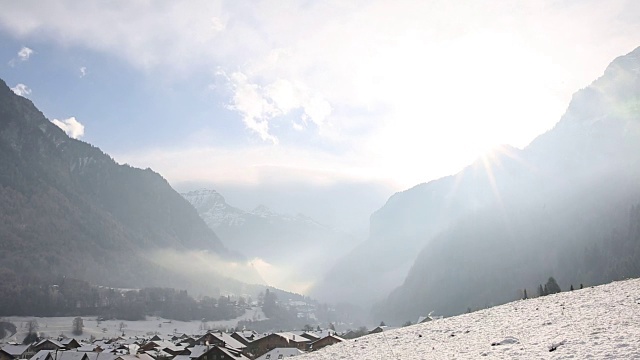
<box><xmin>299</xmin><ymin>278</ymin><xmax>640</xmax><ymax>359</ymax></box>
<box><xmin>0</xmin><ymin>307</ymin><xmax>264</xmax><ymax>343</ymax></box>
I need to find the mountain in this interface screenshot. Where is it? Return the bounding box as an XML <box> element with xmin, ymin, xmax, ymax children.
<box><xmin>369</xmin><ymin>46</ymin><xmax>640</xmax><ymax>323</ymax></box>
<box><xmin>0</xmin><ymin>79</ymin><xmax>260</xmax><ymax>297</ymax></box>
<box><xmin>300</xmin><ymin>278</ymin><xmax>640</xmax><ymax>359</ymax></box>
<box><xmin>312</xmin><ymin>46</ymin><xmax>640</xmax><ymax>312</ymax></box>
<box><xmin>182</xmin><ymin>188</ymin><xmax>359</xmax><ymax>291</ymax></box>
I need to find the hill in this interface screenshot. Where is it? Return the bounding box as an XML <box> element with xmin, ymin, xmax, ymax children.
<box><xmin>301</xmin><ymin>278</ymin><xmax>640</xmax><ymax>359</ymax></box>
<box><xmin>0</xmin><ymin>78</ymin><xmax>260</xmax><ymax>303</ymax></box>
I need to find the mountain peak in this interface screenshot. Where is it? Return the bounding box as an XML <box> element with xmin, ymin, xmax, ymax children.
<box><xmin>251</xmin><ymin>204</ymin><xmax>274</xmax><ymax>217</ymax></box>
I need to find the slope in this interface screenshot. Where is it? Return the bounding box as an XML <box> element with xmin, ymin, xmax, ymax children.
<box><xmin>301</xmin><ymin>278</ymin><xmax>640</xmax><ymax>359</ymax></box>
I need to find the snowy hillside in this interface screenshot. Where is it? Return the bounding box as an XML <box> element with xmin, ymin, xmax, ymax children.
<box><xmin>300</xmin><ymin>278</ymin><xmax>640</xmax><ymax>359</ymax></box>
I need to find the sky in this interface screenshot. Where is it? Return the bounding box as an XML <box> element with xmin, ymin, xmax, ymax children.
<box><xmin>1</xmin><ymin>0</ymin><xmax>640</xmax><ymax>232</ymax></box>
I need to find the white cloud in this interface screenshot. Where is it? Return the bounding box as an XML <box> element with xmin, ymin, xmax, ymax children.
<box><xmin>1</xmin><ymin>1</ymin><xmax>640</xmax><ymax>186</ymax></box>
<box><xmin>52</xmin><ymin>116</ymin><xmax>85</xmax><ymax>139</ymax></box>
<box><xmin>17</xmin><ymin>46</ymin><xmax>33</xmax><ymax>61</ymax></box>
<box><xmin>79</xmin><ymin>66</ymin><xmax>87</xmax><ymax>77</ymax></box>
<box><xmin>8</xmin><ymin>46</ymin><xmax>34</xmax><ymax>66</ymax></box>
<box><xmin>10</xmin><ymin>83</ymin><xmax>31</xmax><ymax>96</ymax></box>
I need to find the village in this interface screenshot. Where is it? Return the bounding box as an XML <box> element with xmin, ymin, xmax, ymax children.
<box><xmin>0</xmin><ymin>323</ymin><xmax>352</xmax><ymax>360</ymax></box>
<box><xmin>0</xmin><ymin>309</ymin><xmax>437</xmax><ymax>360</ymax></box>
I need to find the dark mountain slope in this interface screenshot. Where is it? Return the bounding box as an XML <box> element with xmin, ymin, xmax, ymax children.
<box><xmin>0</xmin><ymin>79</ymin><xmax>246</xmax><ymax>293</ymax></box>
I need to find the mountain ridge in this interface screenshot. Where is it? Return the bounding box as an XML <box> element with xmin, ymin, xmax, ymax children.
<box><xmin>311</xmin><ymin>45</ymin><xmax>640</xmax><ymax>310</ymax></box>
<box><xmin>0</xmin><ymin>78</ymin><xmax>262</xmax><ymax>297</ymax></box>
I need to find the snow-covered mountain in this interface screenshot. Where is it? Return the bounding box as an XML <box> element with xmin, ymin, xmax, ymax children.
<box><xmin>301</xmin><ymin>278</ymin><xmax>640</xmax><ymax>359</ymax></box>
<box><xmin>182</xmin><ymin>189</ymin><xmax>359</xmax><ymax>291</ymax></box>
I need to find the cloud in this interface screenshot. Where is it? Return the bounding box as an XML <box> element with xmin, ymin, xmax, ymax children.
<box><xmin>17</xmin><ymin>46</ymin><xmax>33</xmax><ymax>61</ymax></box>
<box><xmin>10</xmin><ymin>83</ymin><xmax>31</xmax><ymax>96</ymax></box>
<box><xmin>8</xmin><ymin>46</ymin><xmax>34</xmax><ymax>66</ymax></box>
<box><xmin>1</xmin><ymin>1</ymin><xmax>640</xmax><ymax>186</ymax></box>
<box><xmin>79</xmin><ymin>66</ymin><xmax>87</xmax><ymax>77</ymax></box>
<box><xmin>221</xmin><ymin>71</ymin><xmax>333</xmax><ymax>142</ymax></box>
<box><xmin>52</xmin><ymin>116</ymin><xmax>85</xmax><ymax>139</ymax></box>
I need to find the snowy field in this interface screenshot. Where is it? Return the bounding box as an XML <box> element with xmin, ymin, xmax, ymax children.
<box><xmin>301</xmin><ymin>279</ymin><xmax>640</xmax><ymax>359</ymax></box>
<box><xmin>1</xmin><ymin>307</ymin><xmax>265</xmax><ymax>343</ymax></box>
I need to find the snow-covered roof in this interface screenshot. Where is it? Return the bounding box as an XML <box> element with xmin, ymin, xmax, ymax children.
<box><xmin>1</xmin><ymin>345</ymin><xmax>30</xmax><ymax>356</ymax></box>
<box><xmin>212</xmin><ymin>347</ymin><xmax>247</xmax><ymax>360</ymax></box>
<box><xmin>310</xmin><ymin>334</ymin><xmax>345</xmax><ymax>345</ymax></box>
<box><xmin>81</xmin><ymin>352</ymin><xmax>120</xmax><ymax>360</ymax></box>
<box><xmin>204</xmin><ymin>333</ymin><xmax>245</xmax><ymax>350</ymax></box>
<box><xmin>274</xmin><ymin>333</ymin><xmax>309</xmax><ymax>343</ymax></box>
<box><xmin>29</xmin><ymin>350</ymin><xmax>52</xmax><ymax>360</ymax></box>
<box><xmin>34</xmin><ymin>340</ymin><xmax>64</xmax><ymax>349</ymax></box>
<box><xmin>118</xmin><ymin>354</ymin><xmax>153</xmax><ymax>360</ymax></box>
<box><xmin>254</xmin><ymin>347</ymin><xmax>304</xmax><ymax>360</ymax></box>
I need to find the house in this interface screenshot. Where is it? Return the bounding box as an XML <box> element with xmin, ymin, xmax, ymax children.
<box><xmin>59</xmin><ymin>340</ymin><xmax>80</xmax><ymax>351</ymax></box>
<box><xmin>82</xmin><ymin>353</ymin><xmax>120</xmax><ymax>360</ymax></box>
<box><xmin>254</xmin><ymin>348</ymin><xmax>304</xmax><ymax>360</ymax></box>
<box><xmin>246</xmin><ymin>333</ymin><xmax>309</xmax><ymax>359</ymax></box>
<box><xmin>0</xmin><ymin>345</ymin><xmax>34</xmax><ymax>360</ymax></box>
<box><xmin>205</xmin><ymin>347</ymin><xmax>247</xmax><ymax>360</ymax></box>
<box><xmin>33</xmin><ymin>340</ymin><xmax>65</xmax><ymax>352</ymax></box>
<box><xmin>75</xmin><ymin>345</ymin><xmax>103</xmax><ymax>353</ymax></box>
<box><xmin>171</xmin><ymin>346</ymin><xmax>246</xmax><ymax>360</ymax></box>
<box><xmin>29</xmin><ymin>350</ymin><xmax>89</xmax><ymax>360</ymax></box>
<box><xmin>139</xmin><ymin>341</ymin><xmax>184</xmax><ymax>356</ymax></box>
<box><xmin>309</xmin><ymin>335</ymin><xmax>345</xmax><ymax>351</ymax></box>
<box><xmin>368</xmin><ymin>326</ymin><xmax>397</xmax><ymax>334</ymax></box>
<box><xmin>195</xmin><ymin>332</ymin><xmax>245</xmax><ymax>351</ymax></box>
<box><xmin>118</xmin><ymin>354</ymin><xmax>154</xmax><ymax>360</ymax></box>
<box><xmin>230</xmin><ymin>332</ymin><xmax>264</xmax><ymax>347</ymax></box>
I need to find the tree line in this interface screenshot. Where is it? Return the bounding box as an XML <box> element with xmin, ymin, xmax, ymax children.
<box><xmin>0</xmin><ymin>275</ymin><xmax>244</xmax><ymax>322</ymax></box>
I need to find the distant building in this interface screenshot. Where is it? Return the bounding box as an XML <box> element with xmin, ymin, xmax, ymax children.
<box><xmin>247</xmin><ymin>333</ymin><xmax>309</xmax><ymax>358</ymax></box>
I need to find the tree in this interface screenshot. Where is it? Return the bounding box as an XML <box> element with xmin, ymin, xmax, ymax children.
<box><xmin>329</xmin><ymin>323</ymin><xmax>336</xmax><ymax>331</ymax></box>
<box><xmin>379</xmin><ymin>321</ymin><xmax>386</xmax><ymax>326</ymax></box>
<box><xmin>402</xmin><ymin>321</ymin><xmax>413</xmax><ymax>327</ymax></box>
<box><xmin>523</xmin><ymin>289</ymin><xmax>528</xmax><ymax>300</ymax></box>
<box><xmin>72</xmin><ymin>317</ymin><xmax>83</xmax><ymax>335</ymax></box>
<box><xmin>22</xmin><ymin>332</ymin><xmax>39</xmax><ymax>345</ymax></box>
<box><xmin>570</xmin><ymin>284</ymin><xmax>574</xmax><ymax>291</ymax></box>
<box><xmin>118</xmin><ymin>321</ymin><xmax>127</xmax><ymax>335</ymax></box>
<box><xmin>27</xmin><ymin>319</ymin><xmax>39</xmax><ymax>334</ymax></box>
<box><xmin>538</xmin><ymin>284</ymin><xmax>545</xmax><ymax>297</ymax></box>
<box><xmin>303</xmin><ymin>324</ymin><xmax>313</xmax><ymax>331</ymax></box>
<box><xmin>545</xmin><ymin>277</ymin><xmax>561</xmax><ymax>295</ymax></box>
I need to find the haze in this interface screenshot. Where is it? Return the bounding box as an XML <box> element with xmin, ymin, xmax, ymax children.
<box><xmin>2</xmin><ymin>0</ymin><xmax>640</xmax><ymax>295</ymax></box>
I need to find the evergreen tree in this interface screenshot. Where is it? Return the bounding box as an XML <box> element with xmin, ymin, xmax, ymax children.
<box><xmin>538</xmin><ymin>284</ymin><xmax>545</xmax><ymax>297</ymax></box>
<box><xmin>546</xmin><ymin>277</ymin><xmax>561</xmax><ymax>294</ymax></box>
<box><xmin>570</xmin><ymin>284</ymin><xmax>574</xmax><ymax>291</ymax></box>
<box><xmin>523</xmin><ymin>289</ymin><xmax>528</xmax><ymax>300</ymax></box>
<box><xmin>72</xmin><ymin>317</ymin><xmax>83</xmax><ymax>335</ymax></box>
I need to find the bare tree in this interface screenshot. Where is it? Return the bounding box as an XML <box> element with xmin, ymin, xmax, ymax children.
<box><xmin>118</xmin><ymin>322</ymin><xmax>127</xmax><ymax>335</ymax></box>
